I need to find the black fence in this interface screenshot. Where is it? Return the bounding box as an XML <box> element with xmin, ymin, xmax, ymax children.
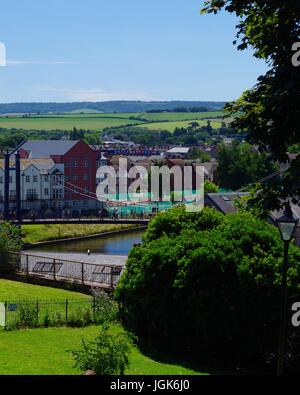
<box><xmin>0</xmin><ymin>298</ymin><xmax>95</xmax><ymax>330</ymax></box>
<box><xmin>12</xmin><ymin>253</ymin><xmax>124</xmax><ymax>289</ymax></box>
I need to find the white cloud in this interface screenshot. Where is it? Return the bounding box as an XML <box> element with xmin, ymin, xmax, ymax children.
<box><xmin>6</xmin><ymin>60</ymin><xmax>75</xmax><ymax>66</ymax></box>
<box><xmin>37</xmin><ymin>86</ymin><xmax>160</xmax><ymax>102</ymax></box>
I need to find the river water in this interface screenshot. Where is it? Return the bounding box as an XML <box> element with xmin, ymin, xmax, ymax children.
<box><xmin>30</xmin><ymin>229</ymin><xmax>144</xmax><ymax>256</ymax></box>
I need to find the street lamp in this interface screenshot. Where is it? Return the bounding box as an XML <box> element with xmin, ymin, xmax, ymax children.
<box><xmin>276</xmin><ymin>203</ymin><xmax>299</xmax><ymax>375</ymax></box>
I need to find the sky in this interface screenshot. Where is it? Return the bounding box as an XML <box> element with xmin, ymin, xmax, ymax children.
<box><xmin>0</xmin><ymin>0</ymin><xmax>268</xmax><ymax>103</ymax></box>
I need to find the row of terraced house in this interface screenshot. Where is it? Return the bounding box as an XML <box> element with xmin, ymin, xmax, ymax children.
<box><xmin>0</xmin><ymin>140</ymin><xmax>106</xmax><ymax>217</ymax></box>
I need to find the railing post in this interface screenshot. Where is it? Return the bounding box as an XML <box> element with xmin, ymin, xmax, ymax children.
<box><xmin>81</xmin><ymin>263</ymin><xmax>84</xmax><ymax>285</ymax></box>
<box><xmin>93</xmin><ymin>296</ymin><xmax>96</xmax><ymax>321</ymax></box>
<box><xmin>111</xmin><ymin>267</ymin><xmax>114</xmax><ymax>289</ymax></box>
<box><xmin>4</xmin><ymin>301</ymin><xmax>7</xmax><ymax>331</ymax></box>
<box><xmin>26</xmin><ymin>255</ymin><xmax>29</xmax><ymax>275</ymax></box>
<box><xmin>53</xmin><ymin>259</ymin><xmax>56</xmax><ymax>281</ymax></box>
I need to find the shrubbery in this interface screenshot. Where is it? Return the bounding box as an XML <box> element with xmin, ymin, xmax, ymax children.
<box><xmin>0</xmin><ymin>223</ymin><xmax>22</xmax><ymax>275</ymax></box>
<box><xmin>8</xmin><ymin>292</ymin><xmax>119</xmax><ymax>330</ymax></box>
<box><xmin>116</xmin><ymin>206</ymin><xmax>300</xmax><ymax>372</ymax></box>
<box><xmin>71</xmin><ymin>324</ymin><xmax>131</xmax><ymax>375</ymax></box>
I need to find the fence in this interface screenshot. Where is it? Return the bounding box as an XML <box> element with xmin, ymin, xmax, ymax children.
<box><xmin>12</xmin><ymin>252</ymin><xmax>124</xmax><ymax>289</ymax></box>
<box><xmin>0</xmin><ymin>298</ymin><xmax>95</xmax><ymax>330</ymax></box>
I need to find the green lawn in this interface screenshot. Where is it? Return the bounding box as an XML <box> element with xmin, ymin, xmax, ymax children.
<box><xmin>137</xmin><ymin>119</ymin><xmax>222</xmax><ymax>132</ymax></box>
<box><xmin>22</xmin><ymin>224</ymin><xmax>136</xmax><ymax>244</ymax></box>
<box><xmin>0</xmin><ymin>115</ymin><xmax>144</xmax><ymax>131</ymax></box>
<box><xmin>0</xmin><ymin>279</ymin><xmax>89</xmax><ymax>301</ymax></box>
<box><xmin>0</xmin><ymin>325</ymin><xmax>205</xmax><ymax>375</ymax></box>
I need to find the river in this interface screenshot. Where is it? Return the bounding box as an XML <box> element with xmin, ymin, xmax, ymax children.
<box><xmin>29</xmin><ymin>229</ymin><xmax>144</xmax><ymax>256</ymax></box>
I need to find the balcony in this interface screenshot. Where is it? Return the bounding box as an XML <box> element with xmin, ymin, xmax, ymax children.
<box><xmin>26</xmin><ymin>194</ymin><xmax>38</xmax><ymax>202</ymax></box>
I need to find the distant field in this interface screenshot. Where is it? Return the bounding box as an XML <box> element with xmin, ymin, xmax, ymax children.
<box><xmin>31</xmin><ymin>113</ymin><xmax>140</xmax><ymax>119</ymax></box>
<box><xmin>137</xmin><ymin>111</ymin><xmax>224</xmax><ymax>122</ymax></box>
<box><xmin>137</xmin><ymin>119</ymin><xmax>222</xmax><ymax>132</ymax></box>
<box><xmin>0</xmin><ymin>111</ymin><xmax>225</xmax><ymax>133</ymax></box>
<box><xmin>0</xmin><ymin>115</ymin><xmax>144</xmax><ymax>131</ymax></box>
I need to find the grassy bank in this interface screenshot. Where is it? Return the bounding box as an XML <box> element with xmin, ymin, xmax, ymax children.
<box><xmin>0</xmin><ymin>279</ymin><xmax>89</xmax><ymax>300</ymax></box>
<box><xmin>0</xmin><ymin>324</ymin><xmax>205</xmax><ymax>375</ymax></box>
<box><xmin>22</xmin><ymin>224</ymin><xmax>136</xmax><ymax>244</ymax></box>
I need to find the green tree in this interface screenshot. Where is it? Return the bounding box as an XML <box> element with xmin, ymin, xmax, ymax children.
<box><xmin>204</xmin><ymin>180</ymin><xmax>219</xmax><ymax>193</ymax></box>
<box><xmin>217</xmin><ymin>142</ymin><xmax>278</xmax><ymax>190</ymax></box>
<box><xmin>116</xmin><ymin>207</ymin><xmax>300</xmax><ymax>372</ymax></box>
<box><xmin>0</xmin><ymin>223</ymin><xmax>22</xmax><ymax>275</ymax></box>
<box><xmin>201</xmin><ymin>1</ymin><xmax>300</xmax><ymax>209</ymax></box>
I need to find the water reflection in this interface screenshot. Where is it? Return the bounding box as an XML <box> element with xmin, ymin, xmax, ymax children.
<box><xmin>31</xmin><ymin>230</ymin><xmax>144</xmax><ymax>255</ymax></box>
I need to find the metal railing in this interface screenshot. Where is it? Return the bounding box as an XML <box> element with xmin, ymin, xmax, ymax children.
<box><xmin>12</xmin><ymin>252</ymin><xmax>124</xmax><ymax>289</ymax></box>
<box><xmin>0</xmin><ymin>298</ymin><xmax>95</xmax><ymax>330</ymax></box>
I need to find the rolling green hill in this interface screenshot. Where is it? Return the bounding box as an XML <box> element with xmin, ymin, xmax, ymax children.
<box><xmin>0</xmin><ymin>115</ymin><xmax>144</xmax><ymax>131</ymax></box>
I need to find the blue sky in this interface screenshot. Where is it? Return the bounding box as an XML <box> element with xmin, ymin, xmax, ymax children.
<box><xmin>0</xmin><ymin>0</ymin><xmax>268</xmax><ymax>103</ymax></box>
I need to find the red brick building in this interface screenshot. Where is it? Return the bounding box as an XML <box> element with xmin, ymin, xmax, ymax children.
<box><xmin>20</xmin><ymin>140</ymin><xmax>99</xmax><ymax>212</ymax></box>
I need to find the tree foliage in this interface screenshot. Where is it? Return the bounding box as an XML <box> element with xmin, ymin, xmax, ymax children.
<box><xmin>0</xmin><ymin>223</ymin><xmax>22</xmax><ymax>275</ymax></box>
<box><xmin>217</xmin><ymin>142</ymin><xmax>278</xmax><ymax>190</ymax></box>
<box><xmin>201</xmin><ymin>1</ymin><xmax>300</xmax><ymax>209</ymax></box>
<box><xmin>71</xmin><ymin>324</ymin><xmax>131</xmax><ymax>375</ymax></box>
<box><xmin>116</xmin><ymin>207</ymin><xmax>300</xmax><ymax>371</ymax></box>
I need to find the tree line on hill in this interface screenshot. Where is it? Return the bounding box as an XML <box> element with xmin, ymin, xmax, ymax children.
<box><xmin>0</xmin><ymin>101</ymin><xmax>226</xmax><ymax>115</ymax></box>
<box><xmin>104</xmin><ymin>121</ymin><xmax>237</xmax><ymax>146</ymax></box>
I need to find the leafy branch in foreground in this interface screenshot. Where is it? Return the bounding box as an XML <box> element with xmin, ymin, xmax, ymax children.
<box><xmin>201</xmin><ymin>1</ymin><xmax>300</xmax><ymax>209</ymax></box>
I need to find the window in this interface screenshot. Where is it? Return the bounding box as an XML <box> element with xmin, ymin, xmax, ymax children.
<box><xmin>44</xmin><ymin>175</ymin><xmax>49</xmax><ymax>182</ymax></box>
<box><xmin>83</xmin><ymin>200</ymin><xmax>88</xmax><ymax>206</ymax></box>
<box><xmin>25</xmin><ymin>175</ymin><xmax>30</xmax><ymax>183</ymax></box>
<box><xmin>72</xmin><ymin>161</ymin><xmax>78</xmax><ymax>167</ymax></box>
<box><xmin>9</xmin><ymin>176</ymin><xmax>13</xmax><ymax>183</ymax></box>
<box><xmin>52</xmin><ymin>189</ymin><xmax>63</xmax><ymax>199</ymax></box>
<box><xmin>33</xmin><ymin>175</ymin><xmax>38</xmax><ymax>183</ymax></box>
<box><xmin>84</xmin><ymin>161</ymin><xmax>89</xmax><ymax>167</ymax></box>
<box><xmin>71</xmin><ymin>174</ymin><xmax>78</xmax><ymax>181</ymax></box>
<box><xmin>83</xmin><ymin>174</ymin><xmax>89</xmax><ymax>181</ymax></box>
<box><xmin>27</xmin><ymin>189</ymin><xmax>37</xmax><ymax>200</ymax></box>
<box><xmin>0</xmin><ymin>176</ymin><xmax>3</xmax><ymax>184</ymax></box>
<box><xmin>44</xmin><ymin>188</ymin><xmax>49</xmax><ymax>196</ymax></box>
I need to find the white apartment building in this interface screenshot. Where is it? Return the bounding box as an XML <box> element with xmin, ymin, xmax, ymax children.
<box><xmin>0</xmin><ymin>159</ymin><xmax>65</xmax><ymax>215</ymax></box>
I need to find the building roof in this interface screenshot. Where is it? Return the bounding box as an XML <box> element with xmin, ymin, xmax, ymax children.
<box><xmin>0</xmin><ymin>158</ymin><xmax>56</xmax><ymax>171</ymax></box>
<box><xmin>21</xmin><ymin>140</ymin><xmax>79</xmax><ymax>159</ymax></box>
<box><xmin>166</xmin><ymin>147</ymin><xmax>190</xmax><ymax>155</ymax></box>
<box><xmin>206</xmin><ymin>192</ymin><xmax>250</xmax><ymax>214</ymax></box>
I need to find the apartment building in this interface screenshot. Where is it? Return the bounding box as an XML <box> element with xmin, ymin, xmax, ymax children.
<box><xmin>0</xmin><ymin>159</ymin><xmax>64</xmax><ymax>214</ymax></box>
<box><xmin>19</xmin><ymin>140</ymin><xmax>99</xmax><ymax>212</ymax></box>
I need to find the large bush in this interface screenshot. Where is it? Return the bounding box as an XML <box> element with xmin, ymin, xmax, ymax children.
<box><xmin>116</xmin><ymin>207</ymin><xmax>300</xmax><ymax>372</ymax></box>
<box><xmin>143</xmin><ymin>205</ymin><xmax>223</xmax><ymax>243</ymax></box>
